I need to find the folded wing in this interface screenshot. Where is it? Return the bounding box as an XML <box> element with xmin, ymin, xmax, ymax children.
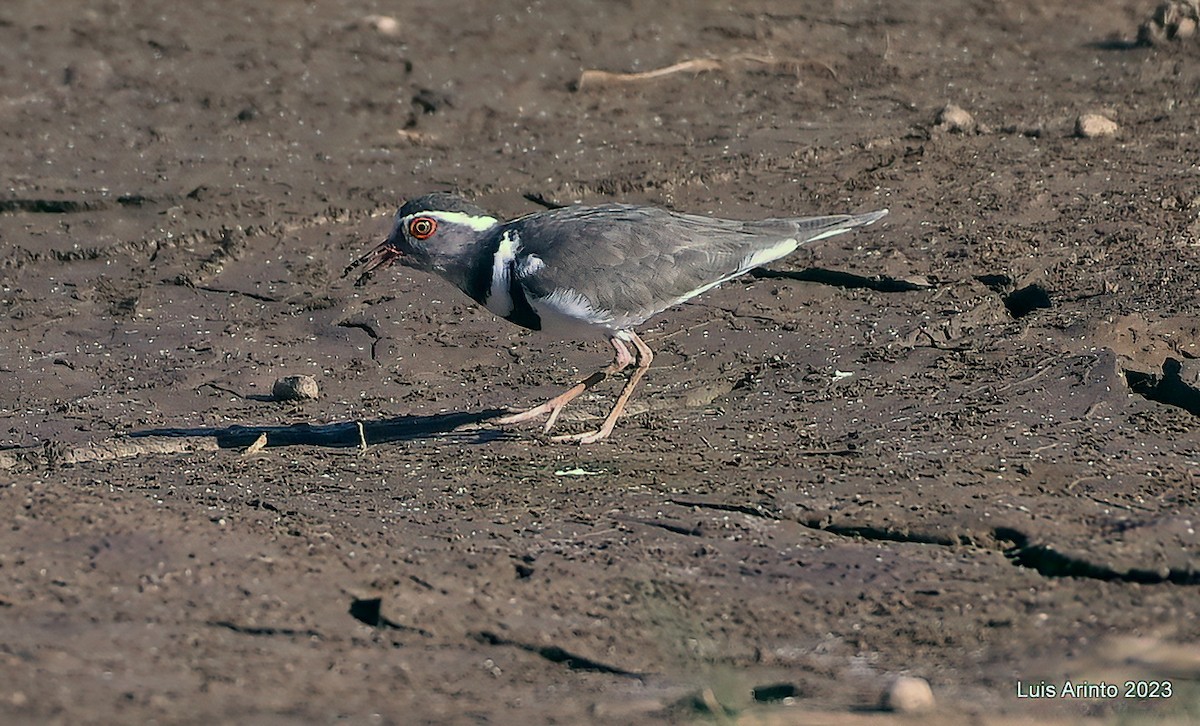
<box><xmin>510</xmin><ymin>205</ymin><xmax>886</xmax><ymax>327</ymax></box>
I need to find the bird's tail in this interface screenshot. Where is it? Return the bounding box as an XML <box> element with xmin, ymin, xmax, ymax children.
<box><xmin>792</xmin><ymin>209</ymin><xmax>889</xmax><ymax>244</ymax></box>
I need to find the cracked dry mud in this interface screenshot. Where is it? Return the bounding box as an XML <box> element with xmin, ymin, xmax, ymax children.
<box><xmin>2</xmin><ymin>1</ymin><xmax>1199</xmax><ymax>724</ymax></box>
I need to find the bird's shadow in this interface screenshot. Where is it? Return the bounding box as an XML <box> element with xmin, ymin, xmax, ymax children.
<box><xmin>1084</xmin><ymin>39</ymin><xmax>1143</xmax><ymax>51</ymax></box>
<box><xmin>751</xmin><ymin>266</ymin><xmax>932</xmax><ymax>293</ymax></box>
<box><xmin>128</xmin><ymin>409</ymin><xmax>512</xmax><ymax>450</ymax></box>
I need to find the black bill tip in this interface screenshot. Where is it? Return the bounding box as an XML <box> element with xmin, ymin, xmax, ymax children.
<box><xmin>343</xmin><ymin>243</ymin><xmax>403</xmax><ymax>286</ymax></box>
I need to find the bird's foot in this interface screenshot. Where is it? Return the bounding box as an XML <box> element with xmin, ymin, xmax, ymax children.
<box><xmin>550</xmin><ymin>428</ymin><xmax>612</xmax><ymax>445</ymax></box>
<box><xmin>494</xmin><ymin>406</ymin><xmax>550</xmax><ymax>426</ymax></box>
<box><xmin>495</xmin><ymin>401</ymin><xmax>572</xmax><ymax>433</ymax></box>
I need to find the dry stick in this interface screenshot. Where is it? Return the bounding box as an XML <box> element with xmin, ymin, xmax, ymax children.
<box><xmin>736</xmin><ymin>53</ymin><xmax>838</xmax><ymax>80</ymax></box>
<box><xmin>577</xmin><ymin>54</ymin><xmax>836</xmax><ymax>90</ymax></box>
<box><xmin>395</xmin><ymin>129</ymin><xmax>439</xmax><ymax>145</ymax></box>
<box><xmin>578</xmin><ymin>59</ymin><xmax>722</xmax><ymax>89</ymax></box>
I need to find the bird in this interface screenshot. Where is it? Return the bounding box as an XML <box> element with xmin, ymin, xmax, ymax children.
<box><xmin>346</xmin><ymin>193</ymin><xmax>887</xmax><ymax>443</ymax></box>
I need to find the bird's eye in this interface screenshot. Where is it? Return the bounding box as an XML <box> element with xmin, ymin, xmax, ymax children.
<box><xmin>409</xmin><ymin>216</ymin><xmax>437</xmax><ymax>240</ymax></box>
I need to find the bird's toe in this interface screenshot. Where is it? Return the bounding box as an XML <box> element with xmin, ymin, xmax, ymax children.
<box><xmin>550</xmin><ymin>429</ymin><xmax>611</xmax><ymax>445</ymax></box>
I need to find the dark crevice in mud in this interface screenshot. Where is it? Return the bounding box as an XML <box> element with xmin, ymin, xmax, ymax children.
<box><xmin>800</xmin><ymin>520</ymin><xmax>964</xmax><ymax>548</ymax></box>
<box><xmin>975</xmin><ymin>273</ymin><xmax>1011</xmax><ymax>289</ymax></box>
<box><xmin>338</xmin><ymin>320</ymin><xmax>381</xmax><ymax>339</ymax></box>
<box><xmin>1124</xmin><ymin>358</ymin><xmax>1200</xmax><ymax>417</ymax></box>
<box><xmin>667</xmin><ymin>498</ymin><xmax>778</xmax><ymax>520</ymax></box>
<box><xmin>50</xmin><ymin>247</ymin><xmax>106</xmax><ymax>262</ymax></box>
<box><xmin>793</xmin><ymin>516</ymin><xmax>1200</xmax><ymax>586</ymax></box>
<box><xmin>993</xmin><ymin>527</ymin><xmax>1200</xmax><ymax>585</ymax></box>
<box><xmin>348</xmin><ymin>597</ymin><xmax>435</xmax><ymax>636</ymax></box>
<box><xmin>4</xmin><ymin>247</ymin><xmax>107</xmax><ymax>267</ymax></box>
<box><xmin>0</xmin><ymin>198</ymin><xmax>109</xmax><ymax>214</ymax></box>
<box><xmin>1088</xmin><ymin>38</ymin><xmax>1143</xmax><ymax>51</ymax></box>
<box><xmin>473</xmin><ymin>631</ymin><xmax>645</xmax><ymax>679</ymax></box>
<box><xmin>1002</xmin><ymin>284</ymin><xmax>1052</xmax><ymax>318</ymax></box>
<box><xmin>115</xmin><ymin>193</ymin><xmax>159</xmax><ymax>207</ymax></box>
<box><xmin>192</xmin><ymin>285</ymin><xmax>279</xmax><ymax>302</ymax></box>
<box><xmin>337</xmin><ymin>319</ymin><xmax>386</xmax><ymax>361</ymax></box>
<box><xmin>195</xmin><ymin>381</ymin><xmax>264</xmax><ymax>401</ymax></box>
<box><xmin>974</xmin><ymin>275</ymin><xmax>1053</xmax><ymax>318</ymax></box>
<box><xmin>245</xmin><ymin>497</ymin><xmax>296</xmax><ymax>516</ymax></box>
<box><xmin>633</xmin><ymin>519</ymin><xmax>704</xmax><ymax>537</ymax></box>
<box><xmin>753</xmin><ymin>683</ymin><xmax>801</xmax><ymax>702</ymax></box>
<box><xmin>750</xmin><ymin>266</ymin><xmax>932</xmax><ymax>292</ymax></box>
<box><xmin>349</xmin><ymin>597</ymin><xmax>384</xmax><ymax>626</ymax></box>
<box><xmin>0</xmin><ymin>195</ymin><xmax>164</xmax><ymax>215</ymax></box>
<box><xmin>207</xmin><ymin>620</ymin><xmax>322</xmax><ymax>638</ymax></box>
<box><xmin>522</xmin><ymin>191</ymin><xmax>568</xmax><ymax>209</ymax></box>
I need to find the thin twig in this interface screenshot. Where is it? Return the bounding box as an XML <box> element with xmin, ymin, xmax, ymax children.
<box><xmin>577</xmin><ymin>59</ymin><xmax>722</xmax><ymax>89</ymax></box>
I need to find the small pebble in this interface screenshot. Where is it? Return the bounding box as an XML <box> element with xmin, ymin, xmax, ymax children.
<box><xmin>362</xmin><ymin>14</ymin><xmax>401</xmax><ymax>36</ymax></box>
<box><xmin>936</xmin><ymin>103</ymin><xmax>975</xmax><ymax>133</ymax></box>
<box><xmin>1075</xmin><ymin>113</ymin><xmax>1119</xmax><ymax>138</ymax></box>
<box><xmin>882</xmin><ymin>676</ymin><xmax>935</xmax><ymax>713</ymax></box>
<box><xmin>63</xmin><ymin>58</ymin><xmax>115</xmax><ymax>90</ymax></box>
<box><xmin>272</xmin><ymin>375</ymin><xmax>319</xmax><ymax>401</ymax></box>
<box><xmin>1182</xmin><ymin>16</ymin><xmax>1200</xmax><ymax>38</ymax></box>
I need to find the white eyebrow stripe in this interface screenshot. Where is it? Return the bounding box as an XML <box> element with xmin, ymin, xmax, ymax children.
<box><xmin>399</xmin><ymin>210</ymin><xmax>500</xmax><ymax>231</ymax></box>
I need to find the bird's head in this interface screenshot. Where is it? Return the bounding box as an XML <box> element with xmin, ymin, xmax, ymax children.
<box><xmin>345</xmin><ymin>193</ymin><xmax>500</xmax><ymax>284</ymax></box>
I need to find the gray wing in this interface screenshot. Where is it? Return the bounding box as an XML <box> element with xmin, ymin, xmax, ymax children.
<box><xmin>508</xmin><ymin>204</ymin><xmax>886</xmax><ymax>325</ymax></box>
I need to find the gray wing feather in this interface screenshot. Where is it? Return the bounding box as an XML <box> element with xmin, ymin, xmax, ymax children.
<box><xmin>510</xmin><ymin>204</ymin><xmax>886</xmax><ymax>324</ymax></box>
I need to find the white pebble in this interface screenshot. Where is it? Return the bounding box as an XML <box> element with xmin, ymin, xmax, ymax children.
<box><xmin>1075</xmin><ymin>113</ymin><xmax>1119</xmax><ymax>138</ymax></box>
<box><xmin>882</xmin><ymin>676</ymin><xmax>935</xmax><ymax>713</ymax></box>
<box><xmin>362</xmin><ymin>14</ymin><xmax>401</xmax><ymax>36</ymax></box>
<box><xmin>936</xmin><ymin>103</ymin><xmax>974</xmax><ymax>133</ymax></box>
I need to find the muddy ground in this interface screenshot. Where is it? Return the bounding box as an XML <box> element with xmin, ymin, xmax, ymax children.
<box><xmin>2</xmin><ymin>0</ymin><xmax>1199</xmax><ymax>723</ymax></box>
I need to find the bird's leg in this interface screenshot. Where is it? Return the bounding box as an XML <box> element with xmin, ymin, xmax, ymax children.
<box><xmin>494</xmin><ymin>337</ymin><xmax>634</xmax><ymax>433</ymax></box>
<box><xmin>553</xmin><ymin>331</ymin><xmax>654</xmax><ymax>444</ymax></box>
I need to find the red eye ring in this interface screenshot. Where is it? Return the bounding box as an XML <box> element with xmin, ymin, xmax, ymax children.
<box><xmin>408</xmin><ymin>216</ymin><xmax>437</xmax><ymax>240</ymax></box>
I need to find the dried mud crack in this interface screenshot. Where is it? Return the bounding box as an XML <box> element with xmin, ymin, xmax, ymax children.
<box><xmin>190</xmin><ymin>284</ymin><xmax>280</xmax><ymax>302</ymax></box>
<box><xmin>348</xmin><ymin>597</ymin><xmax>435</xmax><ymax>637</ymax></box>
<box><xmin>994</xmin><ymin>528</ymin><xmax>1200</xmax><ymax>586</ymax></box>
<box><xmin>804</xmin><ymin>517</ymin><xmax>1199</xmax><ymax>585</ymax></box>
<box><xmin>208</xmin><ymin>620</ymin><xmax>323</xmax><ymax>639</ymax></box>
<box><xmin>0</xmin><ymin>197</ymin><xmax>110</xmax><ymax>214</ymax></box>
<box><xmin>337</xmin><ymin>318</ymin><xmax>384</xmax><ymax>360</ymax></box>
<box><xmin>975</xmin><ymin>274</ymin><xmax>1054</xmax><ymax>319</ymax></box>
<box><xmin>676</xmin><ymin>498</ymin><xmax>1199</xmax><ymax>586</ymax></box>
<box><xmin>473</xmin><ymin>631</ymin><xmax>647</xmax><ymax>680</ymax></box>
<box><xmin>1125</xmin><ymin>358</ymin><xmax>1200</xmax><ymax>418</ymax></box>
